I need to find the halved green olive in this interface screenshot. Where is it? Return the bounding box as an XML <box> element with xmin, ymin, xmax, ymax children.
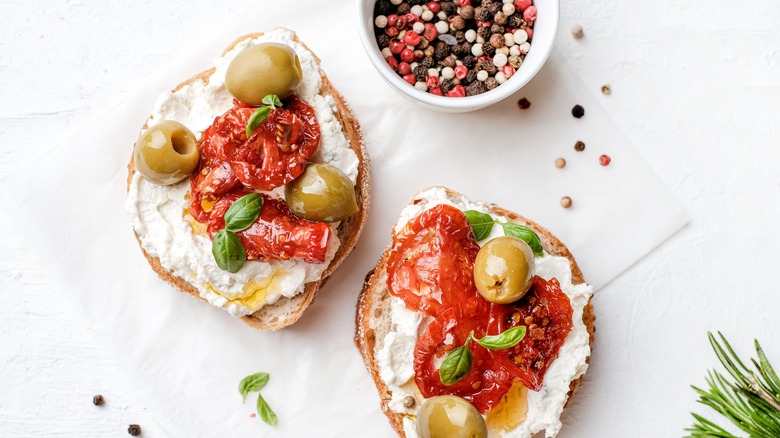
<box><xmin>133</xmin><ymin>120</ymin><xmax>199</xmax><ymax>185</ymax></box>
<box><xmin>416</xmin><ymin>395</ymin><xmax>488</xmax><ymax>438</ymax></box>
<box><xmin>473</xmin><ymin>236</ymin><xmax>535</xmax><ymax>304</ymax></box>
<box><xmin>225</xmin><ymin>43</ymin><xmax>303</xmax><ymax>105</ymax></box>
<box><xmin>284</xmin><ymin>163</ymin><xmax>358</xmax><ymax>222</ymax></box>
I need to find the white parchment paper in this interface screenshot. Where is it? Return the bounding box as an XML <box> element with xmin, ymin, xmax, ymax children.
<box><xmin>0</xmin><ymin>0</ymin><xmax>687</xmax><ymax>436</ymax></box>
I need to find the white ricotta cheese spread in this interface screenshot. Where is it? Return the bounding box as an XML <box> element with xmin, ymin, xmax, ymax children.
<box><xmin>126</xmin><ymin>28</ymin><xmax>359</xmax><ymax>316</ymax></box>
<box><xmin>376</xmin><ymin>187</ymin><xmax>594</xmax><ymax>438</ymax></box>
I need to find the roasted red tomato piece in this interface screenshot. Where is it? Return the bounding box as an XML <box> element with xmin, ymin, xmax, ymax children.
<box><xmin>487</xmin><ymin>276</ymin><xmax>573</xmax><ymax>391</ymax></box>
<box><xmin>207</xmin><ymin>193</ymin><xmax>331</xmax><ymax>264</ymax></box>
<box><xmin>414</xmin><ymin>298</ymin><xmax>513</xmax><ymax>413</ymax></box>
<box><xmin>196</xmin><ymin>96</ymin><xmax>320</xmax><ymax>192</ymax></box>
<box><xmin>386</xmin><ymin>204</ymin><xmax>481</xmax><ymax>316</ymax></box>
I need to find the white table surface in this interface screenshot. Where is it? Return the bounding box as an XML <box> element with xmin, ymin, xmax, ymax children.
<box><xmin>1</xmin><ymin>0</ymin><xmax>779</xmax><ymax>437</ymax></box>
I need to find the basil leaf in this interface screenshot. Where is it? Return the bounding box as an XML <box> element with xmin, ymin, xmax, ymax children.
<box><xmin>238</xmin><ymin>372</ymin><xmax>269</xmax><ymax>403</ymax></box>
<box><xmin>212</xmin><ymin>230</ymin><xmax>246</xmax><ymax>273</ymax></box>
<box><xmin>262</xmin><ymin>94</ymin><xmax>283</xmax><ymax>108</ymax></box>
<box><xmin>475</xmin><ymin>326</ymin><xmax>527</xmax><ymax>350</ymax></box>
<box><xmin>501</xmin><ymin>222</ymin><xmax>543</xmax><ymax>256</ymax></box>
<box><xmin>257</xmin><ymin>393</ymin><xmax>278</xmax><ymax>426</ymax></box>
<box><xmin>246</xmin><ymin>106</ymin><xmax>271</xmax><ymax>138</ymax></box>
<box><xmin>224</xmin><ymin>193</ymin><xmax>263</xmax><ymax>232</ymax></box>
<box><xmin>439</xmin><ymin>345</ymin><xmax>473</xmax><ymax>386</ymax></box>
<box><xmin>463</xmin><ymin>210</ymin><xmax>495</xmax><ymax>241</ymax></box>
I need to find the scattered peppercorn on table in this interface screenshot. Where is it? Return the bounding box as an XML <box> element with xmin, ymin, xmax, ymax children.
<box><xmin>2</xmin><ymin>0</ymin><xmax>780</xmax><ymax>437</ymax></box>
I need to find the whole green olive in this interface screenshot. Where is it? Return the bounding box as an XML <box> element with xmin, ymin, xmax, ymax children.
<box><xmin>225</xmin><ymin>43</ymin><xmax>303</xmax><ymax>105</ymax></box>
<box><xmin>134</xmin><ymin>120</ymin><xmax>199</xmax><ymax>185</ymax></box>
<box><xmin>473</xmin><ymin>236</ymin><xmax>535</xmax><ymax>304</ymax></box>
<box><xmin>284</xmin><ymin>163</ymin><xmax>358</xmax><ymax>222</ymax></box>
<box><xmin>416</xmin><ymin>395</ymin><xmax>488</xmax><ymax>438</ymax></box>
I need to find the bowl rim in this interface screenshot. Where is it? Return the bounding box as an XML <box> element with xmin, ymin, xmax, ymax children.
<box><xmin>356</xmin><ymin>0</ymin><xmax>560</xmax><ymax>110</ymax></box>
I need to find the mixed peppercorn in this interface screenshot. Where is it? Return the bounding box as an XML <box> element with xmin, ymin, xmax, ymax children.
<box><xmin>373</xmin><ymin>0</ymin><xmax>536</xmax><ymax>97</ymax></box>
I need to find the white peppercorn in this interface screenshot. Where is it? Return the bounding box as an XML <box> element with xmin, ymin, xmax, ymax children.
<box><xmin>441</xmin><ymin>66</ymin><xmax>455</xmax><ymax>79</ymax></box>
<box><xmin>513</xmin><ymin>29</ymin><xmax>528</xmax><ymax>44</ymax></box>
<box><xmin>375</xmin><ymin>15</ymin><xmax>388</xmax><ymax>29</ymax></box>
<box><xmin>471</xmin><ymin>43</ymin><xmax>484</xmax><ymax>56</ymax></box>
<box><xmin>493</xmin><ymin>52</ymin><xmax>508</xmax><ymax>68</ymax></box>
<box><xmin>435</xmin><ymin>20</ymin><xmax>449</xmax><ymax>34</ymax></box>
<box><xmin>476</xmin><ymin>70</ymin><xmax>489</xmax><ymax>81</ymax></box>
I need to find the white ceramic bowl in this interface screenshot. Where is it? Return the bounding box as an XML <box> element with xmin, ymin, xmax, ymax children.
<box><xmin>356</xmin><ymin>0</ymin><xmax>559</xmax><ymax>112</ymax></box>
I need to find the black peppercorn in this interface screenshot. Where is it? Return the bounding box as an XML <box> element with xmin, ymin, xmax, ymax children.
<box><xmin>485</xmin><ymin>77</ymin><xmax>499</xmax><ymax>90</ymax></box>
<box><xmin>490</xmin><ymin>23</ymin><xmax>504</xmax><ymax>35</ymax></box>
<box><xmin>452</xmin><ymin>41</ymin><xmax>471</xmax><ymax>57</ymax></box>
<box><xmin>128</xmin><ymin>425</ymin><xmax>142</xmax><ymax>436</ymax></box>
<box><xmin>517</xmin><ymin>97</ymin><xmax>532</xmax><ymax>109</ymax></box>
<box><xmin>494</xmin><ymin>11</ymin><xmax>507</xmax><ymax>25</ymax></box>
<box><xmin>434</xmin><ymin>41</ymin><xmax>450</xmax><ymax>60</ymax></box>
<box><xmin>454</xmin><ymin>30</ymin><xmax>466</xmax><ymax>42</ymax></box>
<box><xmin>449</xmin><ymin>15</ymin><xmax>466</xmax><ymax>30</ymax></box>
<box><xmin>442</xmin><ymin>1</ymin><xmax>456</xmax><ymax>14</ymax></box>
<box><xmin>477</xmin><ymin>25</ymin><xmax>491</xmax><ymax>41</ymax></box>
<box><xmin>466</xmin><ymin>80</ymin><xmax>486</xmax><ymax>96</ymax></box>
<box><xmin>92</xmin><ymin>395</ymin><xmax>104</xmax><ymax>406</ymax></box>
<box><xmin>574</xmin><ymin>141</ymin><xmax>586</xmax><ymax>152</ymax></box>
<box><xmin>442</xmin><ymin>55</ymin><xmax>457</xmax><ymax>68</ymax></box>
<box><xmin>477</xmin><ymin>7</ymin><xmax>492</xmax><ymax>22</ymax></box>
<box><xmin>507</xmin><ymin>14</ymin><xmax>524</xmax><ymax>28</ymax></box>
<box><xmin>409</xmin><ymin>0</ymin><xmax>426</xmax><ymax>5</ymax></box>
<box><xmin>489</xmin><ymin>2</ymin><xmax>502</xmax><ymax>14</ymax></box>
<box><xmin>462</xmin><ymin>55</ymin><xmax>477</xmax><ymax>69</ymax></box>
<box><xmin>376</xmin><ymin>33</ymin><xmax>391</xmax><ymax>48</ymax></box>
<box><xmin>460</xmin><ymin>5</ymin><xmax>475</xmax><ymax>19</ymax></box>
<box><xmin>397</xmin><ymin>3</ymin><xmax>411</xmax><ymax>14</ymax></box>
<box><xmin>482</xmin><ymin>42</ymin><xmax>496</xmax><ymax>57</ymax></box>
<box><xmin>375</xmin><ymin>0</ymin><xmax>393</xmax><ymax>16</ymax></box>
<box><xmin>418</xmin><ymin>37</ymin><xmax>429</xmax><ymax>50</ymax></box>
<box><xmin>421</xmin><ymin>56</ymin><xmax>435</xmax><ymax>69</ymax></box>
<box><xmin>571</xmin><ymin>104</ymin><xmax>585</xmax><ymax>118</ymax></box>
<box><xmin>440</xmin><ymin>78</ymin><xmax>455</xmax><ymax>93</ymax></box>
<box><xmin>413</xmin><ymin>65</ymin><xmax>427</xmax><ymax>82</ymax></box>
<box><xmin>475</xmin><ymin>59</ymin><xmax>497</xmax><ymax>75</ymax></box>
<box><xmin>465</xmin><ymin>69</ymin><xmax>478</xmax><ymax>84</ymax></box>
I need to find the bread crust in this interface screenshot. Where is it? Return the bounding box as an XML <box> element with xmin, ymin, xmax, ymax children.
<box><xmin>127</xmin><ymin>29</ymin><xmax>370</xmax><ymax>330</ymax></box>
<box><xmin>354</xmin><ymin>187</ymin><xmax>595</xmax><ymax>437</ymax></box>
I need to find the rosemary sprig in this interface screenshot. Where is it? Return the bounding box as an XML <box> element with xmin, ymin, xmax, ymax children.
<box><xmin>685</xmin><ymin>332</ymin><xmax>780</xmax><ymax>437</ymax></box>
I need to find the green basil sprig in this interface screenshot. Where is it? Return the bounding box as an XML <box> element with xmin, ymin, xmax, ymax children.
<box><xmin>212</xmin><ymin>229</ymin><xmax>246</xmax><ymax>273</ymax></box>
<box><xmin>238</xmin><ymin>372</ymin><xmax>269</xmax><ymax>403</ymax></box>
<box><xmin>439</xmin><ymin>326</ymin><xmax>528</xmax><ymax>386</ymax></box>
<box><xmin>474</xmin><ymin>326</ymin><xmax>527</xmax><ymax>350</ymax></box>
<box><xmin>225</xmin><ymin>193</ymin><xmax>263</xmax><ymax>232</ymax></box>
<box><xmin>212</xmin><ymin>193</ymin><xmax>265</xmax><ymax>273</ymax></box>
<box><xmin>462</xmin><ymin>209</ymin><xmax>544</xmax><ymax>256</ymax></box>
<box><xmin>239</xmin><ymin>372</ymin><xmax>278</xmax><ymax>427</ymax></box>
<box><xmin>246</xmin><ymin>94</ymin><xmax>283</xmax><ymax>138</ymax></box>
<box><xmin>440</xmin><ymin>342</ymin><xmax>474</xmax><ymax>386</ymax></box>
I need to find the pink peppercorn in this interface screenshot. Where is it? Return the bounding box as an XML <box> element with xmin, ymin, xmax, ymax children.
<box><xmin>459</xmin><ymin>0</ymin><xmax>471</xmax><ymax>6</ymax></box>
<box><xmin>430</xmin><ymin>87</ymin><xmax>443</xmax><ymax>96</ymax></box>
<box><xmin>426</xmin><ymin>75</ymin><xmax>440</xmax><ymax>89</ymax></box>
<box><xmin>386</xmin><ymin>56</ymin><xmax>398</xmax><ymax>71</ymax></box>
<box><xmin>404</xmin><ymin>31</ymin><xmax>421</xmax><ymax>46</ymax></box>
<box><xmin>454</xmin><ymin>65</ymin><xmax>468</xmax><ymax>80</ymax></box>
<box><xmin>404</xmin><ymin>13</ymin><xmax>417</xmax><ymax>24</ymax></box>
<box><xmin>403</xmin><ymin>73</ymin><xmax>416</xmax><ymax>85</ymax></box>
<box><xmin>525</xmin><ymin>27</ymin><xmax>533</xmax><ymax>39</ymax></box>
<box><xmin>385</xmin><ymin>26</ymin><xmax>399</xmax><ymax>37</ymax></box>
<box><xmin>514</xmin><ymin>0</ymin><xmax>532</xmax><ymax>12</ymax></box>
<box><xmin>389</xmin><ymin>39</ymin><xmax>405</xmax><ymax>54</ymax></box>
<box><xmin>447</xmin><ymin>85</ymin><xmax>466</xmax><ymax>97</ymax></box>
<box><xmin>400</xmin><ymin>48</ymin><xmax>415</xmax><ymax>63</ymax></box>
<box><xmin>502</xmin><ymin>65</ymin><xmax>515</xmax><ymax>77</ymax></box>
<box><xmin>398</xmin><ymin>61</ymin><xmax>412</xmax><ymax>75</ymax></box>
<box><xmin>423</xmin><ymin>23</ymin><xmax>438</xmax><ymax>41</ymax></box>
<box><xmin>387</xmin><ymin>14</ymin><xmax>398</xmax><ymax>27</ymax></box>
<box><xmin>599</xmin><ymin>154</ymin><xmax>612</xmax><ymax>166</ymax></box>
<box><xmin>396</xmin><ymin>16</ymin><xmax>407</xmax><ymax>29</ymax></box>
<box><xmin>414</xmin><ymin>49</ymin><xmax>424</xmax><ymax>61</ymax></box>
<box><xmin>523</xmin><ymin>6</ymin><xmax>537</xmax><ymax>22</ymax></box>
<box><xmin>427</xmin><ymin>2</ymin><xmax>441</xmax><ymax>13</ymax></box>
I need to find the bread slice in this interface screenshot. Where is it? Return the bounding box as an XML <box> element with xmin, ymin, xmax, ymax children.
<box><xmin>127</xmin><ymin>30</ymin><xmax>370</xmax><ymax>330</ymax></box>
<box><xmin>355</xmin><ymin>187</ymin><xmax>595</xmax><ymax>436</ymax></box>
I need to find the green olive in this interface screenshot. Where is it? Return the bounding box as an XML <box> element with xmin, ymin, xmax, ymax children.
<box><xmin>473</xmin><ymin>236</ymin><xmax>535</xmax><ymax>304</ymax></box>
<box><xmin>133</xmin><ymin>120</ymin><xmax>199</xmax><ymax>185</ymax></box>
<box><xmin>284</xmin><ymin>163</ymin><xmax>358</xmax><ymax>222</ymax></box>
<box><xmin>416</xmin><ymin>395</ymin><xmax>488</xmax><ymax>438</ymax></box>
<box><xmin>225</xmin><ymin>43</ymin><xmax>303</xmax><ymax>105</ymax></box>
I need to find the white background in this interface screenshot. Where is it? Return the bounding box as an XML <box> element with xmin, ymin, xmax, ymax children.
<box><xmin>1</xmin><ymin>0</ymin><xmax>779</xmax><ymax>437</ymax></box>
